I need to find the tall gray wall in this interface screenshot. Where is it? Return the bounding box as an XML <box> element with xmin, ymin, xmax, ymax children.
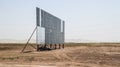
<box><xmin>36</xmin><ymin>7</ymin><xmax>65</xmax><ymax>44</ymax></box>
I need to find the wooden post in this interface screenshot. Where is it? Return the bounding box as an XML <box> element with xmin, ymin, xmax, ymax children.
<box><xmin>21</xmin><ymin>27</ymin><xmax>37</xmax><ymax>53</ymax></box>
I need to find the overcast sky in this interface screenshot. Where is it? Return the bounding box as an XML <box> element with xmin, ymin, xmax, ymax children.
<box><xmin>0</xmin><ymin>0</ymin><xmax>120</xmax><ymax>42</ymax></box>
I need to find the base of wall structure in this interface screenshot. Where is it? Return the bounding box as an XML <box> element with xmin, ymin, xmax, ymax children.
<box><xmin>37</xmin><ymin>44</ymin><xmax>64</xmax><ymax>51</ymax></box>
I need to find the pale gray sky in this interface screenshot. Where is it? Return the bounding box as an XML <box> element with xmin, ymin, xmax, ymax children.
<box><xmin>0</xmin><ymin>0</ymin><xmax>120</xmax><ymax>42</ymax></box>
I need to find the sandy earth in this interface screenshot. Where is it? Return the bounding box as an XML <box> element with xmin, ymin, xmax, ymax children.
<box><xmin>0</xmin><ymin>44</ymin><xmax>120</xmax><ymax>67</ymax></box>
<box><xmin>0</xmin><ymin>63</ymin><xmax>56</xmax><ymax>67</ymax></box>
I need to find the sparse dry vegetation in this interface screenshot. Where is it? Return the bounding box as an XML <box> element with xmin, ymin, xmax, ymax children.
<box><xmin>0</xmin><ymin>43</ymin><xmax>120</xmax><ymax>67</ymax></box>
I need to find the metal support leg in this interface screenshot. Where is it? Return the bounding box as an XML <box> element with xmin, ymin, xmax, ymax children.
<box><xmin>37</xmin><ymin>45</ymin><xmax>39</xmax><ymax>51</ymax></box>
<box><xmin>50</xmin><ymin>44</ymin><xmax>52</xmax><ymax>48</ymax></box>
<box><xmin>55</xmin><ymin>44</ymin><xmax>57</xmax><ymax>49</ymax></box>
<box><xmin>59</xmin><ymin>44</ymin><xmax>61</xmax><ymax>49</ymax></box>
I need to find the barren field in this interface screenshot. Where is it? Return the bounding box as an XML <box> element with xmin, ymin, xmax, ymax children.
<box><xmin>0</xmin><ymin>43</ymin><xmax>120</xmax><ymax>67</ymax></box>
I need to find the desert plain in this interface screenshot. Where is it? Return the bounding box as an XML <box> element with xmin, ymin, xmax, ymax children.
<box><xmin>0</xmin><ymin>43</ymin><xmax>120</xmax><ymax>67</ymax></box>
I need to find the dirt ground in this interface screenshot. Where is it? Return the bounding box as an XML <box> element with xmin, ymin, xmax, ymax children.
<box><xmin>0</xmin><ymin>43</ymin><xmax>120</xmax><ymax>67</ymax></box>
